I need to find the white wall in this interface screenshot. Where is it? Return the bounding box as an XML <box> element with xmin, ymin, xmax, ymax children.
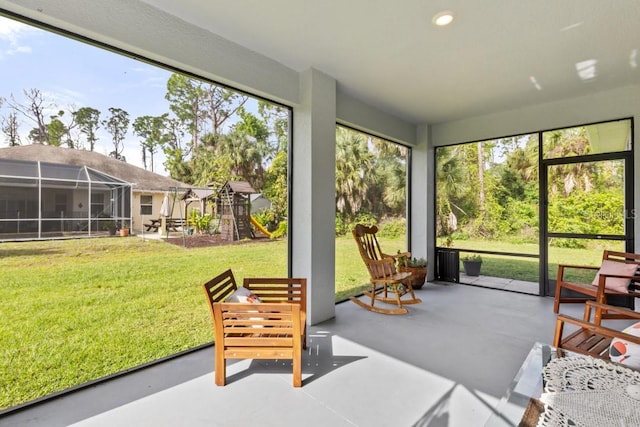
<box><xmin>336</xmin><ymin>90</ymin><xmax>417</xmax><ymax>145</ymax></box>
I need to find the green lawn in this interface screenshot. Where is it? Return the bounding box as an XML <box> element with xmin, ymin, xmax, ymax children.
<box><xmin>1</xmin><ymin>235</ymin><xmax>380</xmax><ymax>409</ymax></box>
<box><xmin>0</xmin><ymin>237</ymin><xmax>288</xmax><ymax>409</ymax></box>
<box><xmin>0</xmin><ymin>235</ymin><xmax>603</xmax><ymax>409</ymax></box>
<box><xmin>454</xmin><ymin>239</ymin><xmax>612</xmax><ymax>283</ymax></box>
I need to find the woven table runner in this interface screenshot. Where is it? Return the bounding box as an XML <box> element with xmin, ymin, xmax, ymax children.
<box><xmin>536</xmin><ymin>356</ymin><xmax>640</xmax><ymax>427</ymax></box>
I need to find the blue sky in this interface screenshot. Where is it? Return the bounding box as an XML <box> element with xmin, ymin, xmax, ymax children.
<box><xmin>0</xmin><ymin>15</ymin><xmax>174</xmax><ymax>174</ymax></box>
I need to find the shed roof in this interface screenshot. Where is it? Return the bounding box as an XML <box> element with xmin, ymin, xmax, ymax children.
<box><xmin>221</xmin><ymin>180</ymin><xmax>256</xmax><ymax>195</ymax></box>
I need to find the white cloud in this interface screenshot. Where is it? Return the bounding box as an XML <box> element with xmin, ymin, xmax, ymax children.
<box><xmin>47</xmin><ymin>87</ymin><xmax>87</xmax><ymax>107</ymax></box>
<box><xmin>0</xmin><ymin>16</ymin><xmax>37</xmax><ymax>59</ymax></box>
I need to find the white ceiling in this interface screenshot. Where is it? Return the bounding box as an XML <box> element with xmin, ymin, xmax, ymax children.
<box><xmin>140</xmin><ymin>0</ymin><xmax>640</xmax><ymax>125</ymax></box>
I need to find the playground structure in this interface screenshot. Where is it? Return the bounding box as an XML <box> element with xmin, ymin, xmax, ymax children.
<box><xmin>250</xmin><ymin>216</ymin><xmax>273</xmax><ymax>238</ymax></box>
<box><xmin>151</xmin><ymin>181</ymin><xmax>273</xmax><ymax>243</ymax></box>
<box><xmin>217</xmin><ymin>181</ymin><xmax>273</xmax><ymax>241</ymax></box>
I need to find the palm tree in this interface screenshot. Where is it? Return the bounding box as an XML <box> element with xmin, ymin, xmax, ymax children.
<box><xmin>436</xmin><ymin>145</ymin><xmax>464</xmax><ymax>236</ymax></box>
<box><xmin>335</xmin><ymin>127</ymin><xmax>376</xmax><ymax>217</ymax></box>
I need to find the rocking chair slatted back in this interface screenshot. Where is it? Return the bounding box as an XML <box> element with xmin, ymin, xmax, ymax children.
<box><xmin>353</xmin><ymin>224</ymin><xmax>402</xmax><ymax>279</ymax></box>
<box><xmin>356</xmin><ymin>224</ymin><xmax>384</xmax><ymax>261</ymax></box>
<box><xmin>351</xmin><ymin>224</ymin><xmax>421</xmax><ymax>315</ymax></box>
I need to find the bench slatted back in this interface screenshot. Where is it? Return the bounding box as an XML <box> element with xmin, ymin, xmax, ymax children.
<box><xmin>243</xmin><ymin>277</ymin><xmax>307</xmax><ymax>313</ymax></box>
<box><xmin>203</xmin><ymin>269</ymin><xmax>238</xmax><ymax>307</ymax></box>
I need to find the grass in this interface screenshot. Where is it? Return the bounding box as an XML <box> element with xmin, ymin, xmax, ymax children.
<box><xmin>0</xmin><ymin>237</ymin><xmax>289</xmax><ymax>409</ymax></box>
<box><xmin>1</xmin><ymin>235</ymin><xmax>382</xmax><ymax>409</ymax></box>
<box><xmin>455</xmin><ymin>239</ymin><xmax>617</xmax><ymax>283</ymax></box>
<box><xmin>0</xmin><ymin>235</ymin><xmax>603</xmax><ymax>409</ymax></box>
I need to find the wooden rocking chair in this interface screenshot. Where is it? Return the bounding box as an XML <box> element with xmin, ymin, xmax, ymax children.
<box><xmin>351</xmin><ymin>224</ymin><xmax>421</xmax><ymax>315</ymax></box>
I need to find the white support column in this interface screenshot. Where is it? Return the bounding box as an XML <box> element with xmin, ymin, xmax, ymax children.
<box><xmin>292</xmin><ymin>68</ymin><xmax>336</xmax><ymax>324</ymax></box>
<box><xmin>413</xmin><ymin>124</ymin><xmax>434</xmax><ymax>280</ymax></box>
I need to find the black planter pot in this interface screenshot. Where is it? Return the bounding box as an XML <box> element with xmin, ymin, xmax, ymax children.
<box><xmin>462</xmin><ymin>260</ymin><xmax>482</xmax><ymax>276</ymax></box>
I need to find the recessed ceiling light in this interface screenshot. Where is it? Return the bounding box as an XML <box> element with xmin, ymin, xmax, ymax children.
<box><xmin>433</xmin><ymin>11</ymin><xmax>454</xmax><ymax>26</ymax></box>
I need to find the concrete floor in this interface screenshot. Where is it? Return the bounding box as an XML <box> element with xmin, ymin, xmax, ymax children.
<box><xmin>459</xmin><ymin>273</ymin><xmax>539</xmax><ymax>294</ymax></box>
<box><xmin>2</xmin><ymin>282</ymin><xmax>628</xmax><ymax>427</ymax></box>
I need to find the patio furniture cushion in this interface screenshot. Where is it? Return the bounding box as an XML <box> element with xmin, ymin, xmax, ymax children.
<box><xmin>226</xmin><ymin>287</ymin><xmax>261</xmax><ymax>303</ymax></box>
<box><xmin>610</xmin><ymin>321</ymin><xmax>640</xmax><ymax>369</ymax></box>
<box><xmin>591</xmin><ymin>260</ymin><xmax>638</xmax><ymax>292</ymax></box>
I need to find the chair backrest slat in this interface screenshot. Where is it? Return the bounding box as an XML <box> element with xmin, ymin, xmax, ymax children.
<box><xmin>202</xmin><ymin>269</ymin><xmax>238</xmax><ymax>310</ymax></box>
<box><xmin>352</xmin><ymin>224</ymin><xmax>397</xmax><ymax>279</ymax></box>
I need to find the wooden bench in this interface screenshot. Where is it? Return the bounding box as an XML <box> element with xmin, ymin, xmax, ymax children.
<box><xmin>144</xmin><ymin>218</ymin><xmax>187</xmax><ymax>232</ymax></box>
<box><xmin>554</xmin><ymin>301</ymin><xmax>640</xmax><ymax>360</ymax></box>
<box><xmin>202</xmin><ymin>269</ymin><xmax>307</xmax><ymax>387</ymax></box>
<box><xmin>144</xmin><ymin>218</ymin><xmax>161</xmax><ymax>232</ymax></box>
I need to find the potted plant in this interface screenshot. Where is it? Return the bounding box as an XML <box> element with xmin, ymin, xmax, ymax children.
<box><xmin>119</xmin><ymin>221</ymin><xmax>130</xmax><ymax>237</ymax></box>
<box><xmin>397</xmin><ymin>254</ymin><xmax>428</xmax><ymax>289</ymax></box>
<box><xmin>462</xmin><ymin>254</ymin><xmax>482</xmax><ymax>276</ymax></box>
<box><xmin>103</xmin><ymin>220</ymin><xmax>117</xmax><ymax>236</ymax></box>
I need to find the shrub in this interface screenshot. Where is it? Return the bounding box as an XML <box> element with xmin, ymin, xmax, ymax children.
<box><xmin>271</xmin><ymin>220</ymin><xmax>287</xmax><ymax>238</ymax></box>
<box><xmin>187</xmin><ymin>210</ymin><xmax>212</xmax><ymax>234</ymax></box>
<box><xmin>377</xmin><ymin>218</ymin><xmax>406</xmax><ymax>239</ymax></box>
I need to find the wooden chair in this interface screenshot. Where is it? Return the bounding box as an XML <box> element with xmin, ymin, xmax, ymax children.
<box><xmin>351</xmin><ymin>224</ymin><xmax>421</xmax><ymax>315</ymax></box>
<box><xmin>553</xmin><ymin>301</ymin><xmax>640</xmax><ymax>361</ymax></box>
<box><xmin>202</xmin><ymin>269</ymin><xmax>307</xmax><ymax>387</ymax></box>
<box><xmin>243</xmin><ymin>276</ymin><xmax>307</xmax><ymax>350</ymax></box>
<box><xmin>553</xmin><ymin>250</ymin><xmax>640</xmax><ymax>318</ymax></box>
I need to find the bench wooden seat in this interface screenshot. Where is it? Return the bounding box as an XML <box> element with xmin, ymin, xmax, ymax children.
<box><xmin>553</xmin><ymin>301</ymin><xmax>640</xmax><ymax>360</ymax></box>
<box><xmin>202</xmin><ymin>269</ymin><xmax>307</xmax><ymax>387</ymax></box>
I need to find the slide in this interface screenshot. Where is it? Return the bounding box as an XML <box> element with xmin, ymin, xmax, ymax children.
<box><xmin>250</xmin><ymin>216</ymin><xmax>273</xmax><ymax>238</ymax></box>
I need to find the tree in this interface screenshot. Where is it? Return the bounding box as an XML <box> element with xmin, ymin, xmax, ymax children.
<box><xmin>367</xmin><ymin>137</ymin><xmax>407</xmax><ymax>217</ymax></box>
<box><xmin>335</xmin><ymin>126</ymin><xmax>376</xmax><ymax>217</ymax></box>
<box><xmin>263</xmin><ymin>150</ymin><xmax>288</xmax><ymax>222</ymax></box>
<box><xmin>436</xmin><ymin>145</ymin><xmax>465</xmax><ymax>236</ymax></box>
<box><xmin>204</xmin><ymin>85</ymin><xmax>248</xmax><ymax>140</ymax></box>
<box><xmin>1</xmin><ymin>111</ymin><xmax>21</xmax><ymax>146</ymax></box>
<box><xmin>8</xmin><ymin>89</ymin><xmax>51</xmax><ymax>144</ymax></box>
<box><xmin>46</xmin><ymin>111</ymin><xmax>68</xmax><ymax>147</ymax></box>
<box><xmin>161</xmin><ymin>117</ymin><xmax>191</xmax><ymax>182</ymax></box>
<box><xmin>102</xmin><ymin>107</ymin><xmax>130</xmax><ymax>161</ymax></box>
<box><xmin>477</xmin><ymin>140</ymin><xmax>486</xmax><ymax>215</ymax></box>
<box><xmin>132</xmin><ymin>114</ymin><xmax>169</xmax><ymax>171</ymax></box>
<box><xmin>165</xmin><ymin>74</ymin><xmax>207</xmax><ymax>150</ymax></box>
<box><xmin>258</xmin><ymin>101</ymin><xmax>289</xmax><ymax>153</ymax></box>
<box><xmin>73</xmin><ymin>107</ymin><xmax>101</xmax><ymax>150</ymax></box>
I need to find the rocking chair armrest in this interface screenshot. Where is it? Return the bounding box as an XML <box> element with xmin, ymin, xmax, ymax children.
<box><xmin>368</xmin><ymin>257</ymin><xmax>396</xmax><ymax>267</ymax></box>
<box><xmin>381</xmin><ymin>251</ymin><xmax>411</xmax><ymax>260</ymax></box>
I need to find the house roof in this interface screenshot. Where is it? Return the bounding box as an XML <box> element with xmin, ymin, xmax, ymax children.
<box><xmin>0</xmin><ymin>145</ymin><xmax>190</xmax><ymax>192</ymax></box>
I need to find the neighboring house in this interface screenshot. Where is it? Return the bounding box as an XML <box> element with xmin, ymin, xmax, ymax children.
<box><xmin>250</xmin><ymin>193</ymin><xmax>272</xmax><ymax>214</ymax></box>
<box><xmin>0</xmin><ymin>144</ymin><xmax>191</xmax><ymax>235</ymax></box>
